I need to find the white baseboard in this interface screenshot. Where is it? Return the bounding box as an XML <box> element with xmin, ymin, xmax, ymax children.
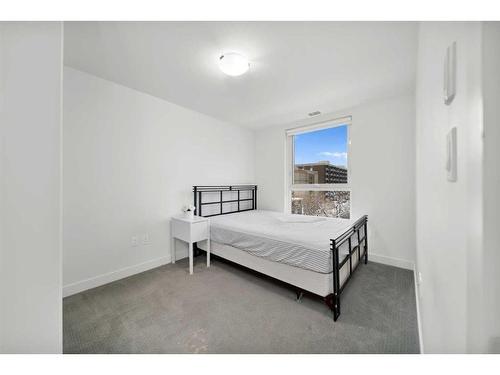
<box><xmin>63</xmin><ymin>256</ymin><xmax>170</xmax><ymax>297</ymax></box>
<box><xmin>413</xmin><ymin>264</ymin><xmax>424</xmax><ymax>354</ymax></box>
<box><xmin>369</xmin><ymin>252</ymin><xmax>414</xmax><ymax>270</ymax></box>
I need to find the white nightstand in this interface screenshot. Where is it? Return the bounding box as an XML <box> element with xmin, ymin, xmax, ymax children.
<box><xmin>170</xmin><ymin>215</ymin><xmax>210</xmax><ymax>275</ymax></box>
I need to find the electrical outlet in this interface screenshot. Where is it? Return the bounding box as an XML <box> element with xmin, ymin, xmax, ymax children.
<box><xmin>142</xmin><ymin>233</ymin><xmax>151</xmax><ymax>245</ymax></box>
<box><xmin>131</xmin><ymin>236</ymin><xmax>138</xmax><ymax>247</ymax></box>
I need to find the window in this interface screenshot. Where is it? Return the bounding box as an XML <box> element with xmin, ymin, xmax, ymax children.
<box><xmin>287</xmin><ymin>117</ymin><xmax>351</xmax><ymax>219</ymax></box>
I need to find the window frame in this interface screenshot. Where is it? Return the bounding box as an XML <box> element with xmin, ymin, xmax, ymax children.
<box><xmin>285</xmin><ymin>116</ymin><xmax>352</xmax><ymax>215</ymax></box>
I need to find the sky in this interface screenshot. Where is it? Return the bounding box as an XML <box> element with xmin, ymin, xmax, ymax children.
<box><xmin>294</xmin><ymin>124</ymin><xmax>348</xmax><ymax>166</ymax></box>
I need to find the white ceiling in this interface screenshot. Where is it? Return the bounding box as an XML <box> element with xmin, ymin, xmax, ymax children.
<box><xmin>64</xmin><ymin>22</ymin><xmax>417</xmax><ymax>129</ymax></box>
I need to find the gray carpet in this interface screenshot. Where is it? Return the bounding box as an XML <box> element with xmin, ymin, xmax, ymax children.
<box><xmin>63</xmin><ymin>256</ymin><xmax>420</xmax><ymax>353</ymax></box>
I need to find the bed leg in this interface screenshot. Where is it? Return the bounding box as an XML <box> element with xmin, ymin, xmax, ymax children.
<box><xmin>331</xmin><ymin>239</ymin><xmax>341</xmax><ymax>321</ymax></box>
<box><xmin>333</xmin><ymin>293</ymin><xmax>340</xmax><ymax>321</ymax></box>
<box><xmin>325</xmin><ymin>294</ymin><xmax>340</xmax><ymax>321</ymax></box>
<box><xmin>364</xmin><ymin>221</ymin><xmax>368</xmax><ymax>264</ymax></box>
<box><xmin>296</xmin><ymin>290</ymin><xmax>304</xmax><ymax>302</ymax></box>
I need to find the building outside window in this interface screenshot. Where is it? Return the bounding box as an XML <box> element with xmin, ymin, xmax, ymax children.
<box><xmin>287</xmin><ymin>117</ymin><xmax>351</xmax><ymax>219</ymax></box>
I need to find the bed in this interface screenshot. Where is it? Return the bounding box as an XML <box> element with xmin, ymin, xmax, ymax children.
<box><xmin>193</xmin><ymin>185</ymin><xmax>368</xmax><ymax>321</ymax></box>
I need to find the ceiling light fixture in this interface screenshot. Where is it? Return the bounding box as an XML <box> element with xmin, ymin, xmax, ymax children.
<box><xmin>219</xmin><ymin>52</ymin><xmax>249</xmax><ymax>76</ymax></box>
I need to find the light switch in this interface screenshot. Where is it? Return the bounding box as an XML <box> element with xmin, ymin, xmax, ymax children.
<box><xmin>446</xmin><ymin>127</ymin><xmax>457</xmax><ymax>182</ymax></box>
<box><xmin>444</xmin><ymin>41</ymin><xmax>457</xmax><ymax>105</ymax></box>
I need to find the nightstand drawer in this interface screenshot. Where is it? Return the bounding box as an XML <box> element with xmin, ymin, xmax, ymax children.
<box><xmin>190</xmin><ymin>220</ymin><xmax>209</xmax><ymax>242</ymax></box>
<box><xmin>171</xmin><ymin>217</ymin><xmax>209</xmax><ymax>243</ymax></box>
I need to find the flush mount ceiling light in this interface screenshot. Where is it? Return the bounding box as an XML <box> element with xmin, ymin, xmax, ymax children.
<box><xmin>219</xmin><ymin>52</ymin><xmax>249</xmax><ymax>76</ymax></box>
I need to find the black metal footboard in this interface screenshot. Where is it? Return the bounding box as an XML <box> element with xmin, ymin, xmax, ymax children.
<box><xmin>330</xmin><ymin>215</ymin><xmax>368</xmax><ymax>321</ymax></box>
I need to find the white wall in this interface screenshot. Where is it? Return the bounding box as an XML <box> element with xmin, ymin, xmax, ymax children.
<box><xmin>415</xmin><ymin>22</ymin><xmax>484</xmax><ymax>353</ymax></box>
<box><xmin>255</xmin><ymin>93</ymin><xmax>416</xmax><ymax>269</ymax></box>
<box><xmin>0</xmin><ymin>22</ymin><xmax>63</xmax><ymax>353</ymax></box>
<box><xmin>482</xmin><ymin>22</ymin><xmax>500</xmax><ymax>353</ymax></box>
<box><xmin>63</xmin><ymin>67</ymin><xmax>255</xmax><ymax>296</ymax></box>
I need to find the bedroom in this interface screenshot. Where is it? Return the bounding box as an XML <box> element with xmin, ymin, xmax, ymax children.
<box><xmin>1</xmin><ymin>4</ymin><xmax>500</xmax><ymax>364</ymax></box>
<box><xmin>61</xmin><ymin>21</ymin><xmax>415</xmax><ymax>353</ymax></box>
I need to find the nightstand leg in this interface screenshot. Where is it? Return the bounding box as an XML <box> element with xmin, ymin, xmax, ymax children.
<box><xmin>189</xmin><ymin>242</ymin><xmax>193</xmax><ymax>275</ymax></box>
<box><xmin>170</xmin><ymin>221</ymin><xmax>176</xmax><ymax>264</ymax></box>
<box><xmin>171</xmin><ymin>238</ymin><xmax>176</xmax><ymax>264</ymax></box>
<box><xmin>207</xmin><ymin>238</ymin><xmax>210</xmax><ymax>268</ymax></box>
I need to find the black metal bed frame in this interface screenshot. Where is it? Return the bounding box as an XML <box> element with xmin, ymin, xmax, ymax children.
<box><xmin>193</xmin><ymin>185</ymin><xmax>368</xmax><ymax>321</ymax></box>
<box><xmin>330</xmin><ymin>214</ymin><xmax>368</xmax><ymax>320</ymax></box>
<box><xmin>193</xmin><ymin>185</ymin><xmax>257</xmax><ymax>217</ymax></box>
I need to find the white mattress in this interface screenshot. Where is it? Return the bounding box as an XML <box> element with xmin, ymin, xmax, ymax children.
<box><xmin>208</xmin><ymin>210</ymin><xmax>362</xmax><ymax>274</ymax></box>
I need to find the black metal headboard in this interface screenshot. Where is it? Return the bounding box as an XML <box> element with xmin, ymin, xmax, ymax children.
<box><xmin>193</xmin><ymin>185</ymin><xmax>257</xmax><ymax>217</ymax></box>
